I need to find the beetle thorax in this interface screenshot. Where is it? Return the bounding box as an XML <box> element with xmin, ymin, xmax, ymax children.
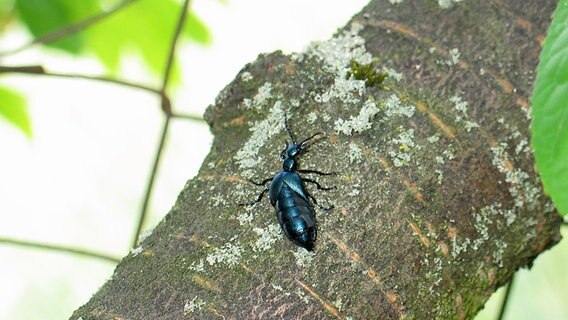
<box><xmin>283</xmin><ymin>158</ymin><xmax>297</xmax><ymax>171</ymax></box>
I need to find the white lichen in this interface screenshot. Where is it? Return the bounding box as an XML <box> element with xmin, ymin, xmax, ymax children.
<box><xmin>438</xmin><ymin>0</ymin><xmax>465</xmax><ymax>10</ymax></box>
<box><xmin>306</xmin><ymin>112</ymin><xmax>318</xmax><ymax>124</ymax></box>
<box><xmin>136</xmin><ymin>229</ymin><xmax>153</xmax><ymax>245</ymax></box>
<box><xmin>184</xmin><ymin>296</ymin><xmax>206</xmax><ymax>314</ymax></box>
<box><xmin>428</xmin><ymin>135</ymin><xmax>440</xmax><ymax>143</ymax></box>
<box><xmin>308</xmin><ymin>22</ymin><xmax>372</xmax><ymax>105</ymax></box>
<box><xmin>254</xmin><ymin>82</ymin><xmax>272</xmax><ymax>106</ymax></box>
<box><xmin>130</xmin><ymin>246</ymin><xmax>143</xmax><ymax>257</ymax></box>
<box><xmin>189</xmin><ymin>259</ymin><xmax>205</xmax><ymax>272</ymax></box>
<box><xmin>206</xmin><ymin>242</ymin><xmax>243</xmax><ymax>267</ymax></box>
<box><xmin>348</xmin><ymin>186</ymin><xmax>361</xmax><ymax>197</ymax></box>
<box><xmin>389</xmin><ymin>127</ymin><xmax>415</xmax><ymax>167</ymax></box>
<box><xmin>383</xmin><ymin>67</ymin><xmax>403</xmax><ymax>81</ymax></box>
<box><xmin>348</xmin><ymin>142</ymin><xmax>363</xmax><ymax>163</ymax></box>
<box><xmin>451</xmin><ymin>236</ymin><xmax>471</xmax><ymax>258</ymax></box>
<box><xmin>389</xmin><ymin>150</ymin><xmax>411</xmax><ymax>167</ymax></box>
<box><xmin>437</xmin><ymin>47</ymin><xmax>462</xmax><ymax>66</ymax></box>
<box><xmin>442</xmin><ymin>149</ymin><xmax>455</xmax><ymax>160</ymax></box>
<box><xmin>384</xmin><ymin>94</ymin><xmax>415</xmax><ymax>119</ymax></box>
<box><xmin>252</xmin><ymin>224</ymin><xmax>281</xmax><ymax>251</ymax></box>
<box><xmin>333</xmin><ymin>297</ymin><xmax>344</xmax><ymax>312</ymax></box>
<box><xmin>316</xmin><ymin>77</ymin><xmax>367</xmax><ymax>105</ymax></box>
<box><xmin>435</xmin><ymin>169</ymin><xmax>444</xmax><ymax>184</ymax></box>
<box><xmin>393</xmin><ymin>128</ymin><xmax>415</xmax><ymax>148</ymax></box>
<box><xmin>293</xmin><ymin>247</ymin><xmax>315</xmax><ymax>268</ymax></box>
<box><xmin>211</xmin><ymin>194</ymin><xmax>227</xmax><ymax>207</ymax></box>
<box><xmin>515</xmin><ymin>138</ymin><xmax>530</xmax><ymax>155</ymax></box>
<box><xmin>448</xmin><ymin>48</ymin><xmax>461</xmax><ymax>65</ymax></box>
<box><xmin>295</xmin><ymin>288</ymin><xmax>310</xmax><ymax>304</ymax></box>
<box><xmin>491</xmin><ymin>142</ymin><xmax>541</xmax><ymax>210</ymax></box>
<box><xmin>334</xmin><ymin>98</ymin><xmax>381</xmax><ymax>135</ymax></box>
<box><xmin>492</xmin><ymin>239</ymin><xmax>507</xmax><ymax>267</ymax></box>
<box><xmin>450</xmin><ymin>95</ymin><xmax>468</xmax><ymax>119</ymax></box>
<box><xmin>309</xmin><ymin>22</ymin><xmax>372</xmax><ymax>75</ymax></box>
<box><xmin>451</xmin><ymin>203</ymin><xmax>519</xmax><ymax>266</ymax></box>
<box><xmin>241</xmin><ymin>71</ymin><xmax>253</xmax><ymax>82</ymax></box>
<box><xmin>235</xmin><ymin>102</ymin><xmax>286</xmax><ymax>178</ymax></box>
<box><xmin>237</xmin><ymin>210</ymin><xmax>254</xmax><ymax>226</ymax></box>
<box><xmin>449</xmin><ymin>95</ymin><xmax>480</xmax><ymax>133</ymax></box>
<box><xmin>464</xmin><ymin>120</ymin><xmax>479</xmax><ymax>132</ymax></box>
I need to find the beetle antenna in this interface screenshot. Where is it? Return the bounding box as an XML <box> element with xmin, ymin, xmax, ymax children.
<box><xmin>284</xmin><ymin>113</ymin><xmax>296</xmax><ymax>142</ymax></box>
<box><xmin>299</xmin><ymin>132</ymin><xmax>322</xmax><ymax>148</ymax></box>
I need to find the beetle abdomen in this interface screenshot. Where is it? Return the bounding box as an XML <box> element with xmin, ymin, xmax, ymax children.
<box><xmin>274</xmin><ymin>184</ymin><xmax>317</xmax><ymax>251</ymax></box>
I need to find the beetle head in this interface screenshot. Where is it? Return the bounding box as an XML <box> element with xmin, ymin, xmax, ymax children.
<box><xmin>279</xmin><ymin>132</ymin><xmax>322</xmax><ymax>171</ymax></box>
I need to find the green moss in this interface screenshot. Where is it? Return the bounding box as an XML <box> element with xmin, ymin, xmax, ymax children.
<box><xmin>347</xmin><ymin>59</ymin><xmax>388</xmax><ymax>89</ymax></box>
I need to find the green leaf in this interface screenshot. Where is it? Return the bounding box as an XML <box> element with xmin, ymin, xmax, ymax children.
<box><xmin>531</xmin><ymin>0</ymin><xmax>568</xmax><ymax>216</ymax></box>
<box><xmin>185</xmin><ymin>11</ymin><xmax>212</xmax><ymax>45</ymax></box>
<box><xmin>14</xmin><ymin>0</ymin><xmax>101</xmax><ymax>53</ymax></box>
<box><xmin>0</xmin><ymin>86</ymin><xmax>32</xmax><ymax>138</ymax></box>
<box><xmin>85</xmin><ymin>0</ymin><xmax>211</xmax><ymax>79</ymax></box>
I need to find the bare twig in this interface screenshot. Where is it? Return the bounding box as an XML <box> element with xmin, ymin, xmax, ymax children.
<box><xmin>0</xmin><ymin>237</ymin><xmax>121</xmax><ymax>264</ymax></box>
<box><xmin>0</xmin><ymin>64</ymin><xmax>162</xmax><ymax>94</ymax></box>
<box><xmin>497</xmin><ymin>274</ymin><xmax>515</xmax><ymax>320</ymax></box>
<box><xmin>131</xmin><ymin>0</ymin><xmax>192</xmax><ymax>247</ymax></box>
<box><xmin>0</xmin><ymin>0</ymin><xmax>140</xmax><ymax>57</ymax></box>
<box><xmin>171</xmin><ymin>112</ymin><xmax>203</xmax><ymax>122</ymax></box>
<box><xmin>133</xmin><ymin>116</ymin><xmax>171</xmax><ymax>246</ymax></box>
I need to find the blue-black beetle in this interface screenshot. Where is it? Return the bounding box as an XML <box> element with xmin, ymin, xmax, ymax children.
<box><xmin>240</xmin><ymin>115</ymin><xmax>335</xmax><ymax>251</ymax></box>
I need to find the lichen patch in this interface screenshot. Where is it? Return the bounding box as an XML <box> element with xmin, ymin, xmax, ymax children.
<box><xmin>235</xmin><ymin>102</ymin><xmax>287</xmax><ymax>178</ymax></box>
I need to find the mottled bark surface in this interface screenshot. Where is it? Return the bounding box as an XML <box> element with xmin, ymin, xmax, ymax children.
<box><xmin>72</xmin><ymin>1</ymin><xmax>561</xmax><ymax>319</ymax></box>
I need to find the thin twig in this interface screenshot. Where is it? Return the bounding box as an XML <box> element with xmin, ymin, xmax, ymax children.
<box><xmin>0</xmin><ymin>65</ymin><xmax>162</xmax><ymax>95</ymax></box>
<box><xmin>161</xmin><ymin>0</ymin><xmax>191</xmax><ymax>96</ymax></box>
<box><xmin>171</xmin><ymin>112</ymin><xmax>203</xmax><ymax>122</ymax></box>
<box><xmin>132</xmin><ymin>116</ymin><xmax>171</xmax><ymax>246</ymax></box>
<box><xmin>497</xmin><ymin>274</ymin><xmax>515</xmax><ymax>320</ymax></box>
<box><xmin>0</xmin><ymin>0</ymin><xmax>140</xmax><ymax>57</ymax></box>
<box><xmin>131</xmin><ymin>0</ymin><xmax>192</xmax><ymax>247</ymax></box>
<box><xmin>0</xmin><ymin>237</ymin><xmax>121</xmax><ymax>264</ymax></box>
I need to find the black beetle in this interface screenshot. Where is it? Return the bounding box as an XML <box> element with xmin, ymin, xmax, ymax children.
<box><xmin>240</xmin><ymin>115</ymin><xmax>335</xmax><ymax>251</ymax></box>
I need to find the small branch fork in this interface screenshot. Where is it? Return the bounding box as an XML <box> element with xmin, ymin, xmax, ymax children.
<box><xmin>0</xmin><ymin>0</ymin><xmax>202</xmax><ymax>262</ymax></box>
<box><xmin>131</xmin><ymin>0</ymin><xmax>193</xmax><ymax>247</ymax></box>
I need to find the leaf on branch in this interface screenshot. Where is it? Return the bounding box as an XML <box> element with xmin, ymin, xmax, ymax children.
<box><xmin>531</xmin><ymin>0</ymin><xmax>568</xmax><ymax>216</ymax></box>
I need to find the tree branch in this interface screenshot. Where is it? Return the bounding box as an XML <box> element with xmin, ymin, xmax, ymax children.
<box><xmin>71</xmin><ymin>1</ymin><xmax>562</xmax><ymax>319</ymax></box>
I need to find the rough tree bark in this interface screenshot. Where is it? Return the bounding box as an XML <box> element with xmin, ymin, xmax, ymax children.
<box><xmin>72</xmin><ymin>1</ymin><xmax>562</xmax><ymax>319</ymax></box>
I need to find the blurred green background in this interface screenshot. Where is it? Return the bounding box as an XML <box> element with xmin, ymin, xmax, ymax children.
<box><xmin>0</xmin><ymin>1</ymin><xmax>566</xmax><ymax>319</ymax></box>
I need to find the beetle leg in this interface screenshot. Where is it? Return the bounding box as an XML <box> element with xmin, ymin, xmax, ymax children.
<box><xmin>239</xmin><ymin>187</ymin><xmax>269</xmax><ymax>206</ymax></box>
<box><xmin>306</xmin><ymin>191</ymin><xmax>334</xmax><ymax>211</ymax></box>
<box><xmin>248</xmin><ymin>177</ymin><xmax>273</xmax><ymax>186</ymax></box>
<box><xmin>298</xmin><ymin>169</ymin><xmax>337</xmax><ymax>176</ymax></box>
<box><xmin>302</xmin><ymin>178</ymin><xmax>337</xmax><ymax>191</ymax></box>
